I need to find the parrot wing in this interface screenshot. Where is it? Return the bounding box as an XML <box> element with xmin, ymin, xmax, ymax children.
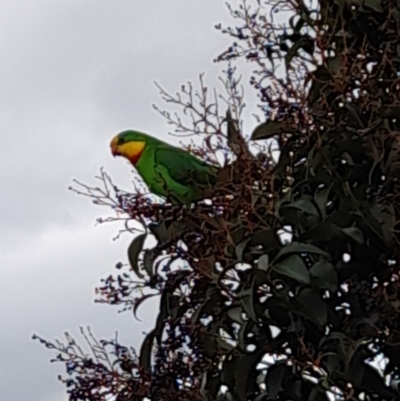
<box><xmin>153</xmin><ymin>146</ymin><xmax>218</xmax><ymax>188</ymax></box>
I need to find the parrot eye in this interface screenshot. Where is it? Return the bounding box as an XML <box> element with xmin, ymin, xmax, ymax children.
<box><xmin>118</xmin><ymin>137</ymin><xmax>126</xmax><ymax>145</ymax></box>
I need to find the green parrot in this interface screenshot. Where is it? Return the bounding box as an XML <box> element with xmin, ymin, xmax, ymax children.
<box><xmin>110</xmin><ymin>130</ymin><xmax>219</xmax><ymax>204</ymax></box>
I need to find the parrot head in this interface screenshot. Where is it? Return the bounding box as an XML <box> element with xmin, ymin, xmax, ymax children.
<box><xmin>110</xmin><ymin>130</ymin><xmax>148</xmax><ymax>165</ymax></box>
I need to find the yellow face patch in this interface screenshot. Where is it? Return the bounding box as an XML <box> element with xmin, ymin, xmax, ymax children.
<box><xmin>111</xmin><ymin>138</ymin><xmax>146</xmax><ymax>165</ymax></box>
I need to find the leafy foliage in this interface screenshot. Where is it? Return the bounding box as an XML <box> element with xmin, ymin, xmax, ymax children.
<box><xmin>35</xmin><ymin>0</ymin><xmax>400</xmax><ymax>400</ymax></box>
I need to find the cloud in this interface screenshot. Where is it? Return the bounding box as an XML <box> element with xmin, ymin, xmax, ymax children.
<box><xmin>0</xmin><ymin>218</ymin><xmax>159</xmax><ymax>400</ymax></box>
<box><xmin>0</xmin><ymin>1</ymin><xmax>242</xmax><ymax>400</ymax></box>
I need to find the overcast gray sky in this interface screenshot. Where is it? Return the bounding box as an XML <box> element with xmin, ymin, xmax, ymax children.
<box><xmin>0</xmin><ymin>1</ymin><xmax>258</xmax><ymax>399</ymax></box>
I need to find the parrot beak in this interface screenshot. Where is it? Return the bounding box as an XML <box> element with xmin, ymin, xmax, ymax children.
<box><xmin>110</xmin><ymin>137</ymin><xmax>120</xmax><ymax>157</ymax></box>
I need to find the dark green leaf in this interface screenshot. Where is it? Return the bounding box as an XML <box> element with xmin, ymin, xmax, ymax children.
<box><xmin>342</xmin><ymin>226</ymin><xmax>364</xmax><ymax>244</ymax></box>
<box><xmin>310</xmin><ymin>261</ymin><xmax>338</xmax><ymax>291</ymax></box>
<box><xmin>324</xmin><ymin>354</ymin><xmax>341</xmax><ymax>375</ymax></box>
<box><xmin>274</xmin><ymin>254</ymin><xmax>310</xmax><ymax>284</ymax></box>
<box><xmin>238</xmin><ymin>320</ymin><xmax>251</xmax><ymax>351</ymax></box>
<box><xmin>283</xmin><ymin>378</ymin><xmax>302</xmax><ymax>401</ymax></box>
<box><xmin>281</xmin><ymin>198</ymin><xmax>320</xmax><ymax>216</ymax></box>
<box><xmin>248</xmin><ymin>228</ymin><xmax>280</xmax><ymax>252</ymax></box>
<box><xmin>200</xmin><ymin>370</ymin><xmax>222</xmax><ymax>400</ymax></box>
<box><xmin>167</xmin><ymin>221</ymin><xmax>186</xmax><ymax>241</ymax></box>
<box><xmin>369</xmin><ymin>204</ymin><xmax>394</xmax><ymax>243</ymax></box>
<box><xmin>305</xmin><ymin>221</ymin><xmax>342</xmax><ymax>242</ymax></box>
<box><xmin>341</xmin><ymin>152</ymin><xmax>356</xmax><ymax>166</ymax></box>
<box><xmin>240</xmin><ymin>278</ymin><xmax>258</xmax><ymax>322</ymax></box>
<box><xmin>274</xmin><ymin>242</ymin><xmax>330</xmax><ymax>261</ymax></box>
<box><xmin>309</xmin><ymin>387</ymin><xmax>328</xmax><ymax>401</ymax></box>
<box><xmin>307</xmin><ymin>65</ymin><xmax>332</xmax><ymax>105</ymax></box>
<box><xmin>197</xmin><ymin>331</ymin><xmax>218</xmax><ymax>358</ymax></box>
<box><xmin>200</xmin><ymin>371</ymin><xmax>221</xmax><ymax>401</ymax></box>
<box><xmin>295</xmin><ymin>288</ymin><xmax>328</xmax><ymax>326</ymax></box>
<box><xmin>285</xmin><ymin>36</ymin><xmax>314</xmax><ymax>68</ymax></box>
<box><xmin>236</xmin><ymin>238</ymin><xmax>250</xmax><ymax>261</ymax></box>
<box><xmin>251</xmin><ymin>121</ymin><xmax>297</xmax><ymax>140</ymax></box>
<box><xmin>148</xmin><ymin>222</ymin><xmax>168</xmax><ymax>244</ymax></box>
<box><xmin>265</xmin><ymin>362</ymin><xmax>287</xmax><ymax>398</ymax></box>
<box><xmin>257</xmin><ymin>254</ymin><xmax>269</xmax><ymax>271</ymax></box>
<box><xmin>326</xmin><ymin>53</ymin><xmax>343</xmax><ymax>73</ymax></box>
<box><xmin>227</xmin><ymin>306</ymin><xmax>245</xmax><ymax>324</ymax></box>
<box><xmin>133</xmin><ymin>293</ymin><xmax>157</xmax><ymax>320</ymax></box>
<box><xmin>139</xmin><ymin>329</ymin><xmax>156</xmax><ymax>375</ymax></box>
<box><xmin>314</xmin><ymin>184</ymin><xmax>333</xmax><ymax>218</ymax></box>
<box><xmin>232</xmin><ymin>227</ymin><xmax>247</xmax><ymax>245</ymax></box>
<box><xmin>363</xmin><ymin>0</ymin><xmax>383</xmax><ymax>12</ymax></box>
<box><xmin>127</xmin><ymin>233</ymin><xmax>147</xmax><ymax>278</ymax></box>
<box><xmin>226</xmin><ymin>108</ymin><xmax>244</xmax><ymax>156</ymax></box>
<box><xmin>149</xmin><ymin>221</ymin><xmax>186</xmax><ymax>245</ymax></box>
<box><xmin>221</xmin><ymin>350</ymin><xmax>264</xmax><ymax>401</ymax></box>
<box><xmin>143</xmin><ymin>249</ymin><xmax>155</xmax><ymax>278</ymax></box>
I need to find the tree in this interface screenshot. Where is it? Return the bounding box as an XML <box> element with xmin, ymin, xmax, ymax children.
<box><xmin>35</xmin><ymin>0</ymin><xmax>400</xmax><ymax>400</ymax></box>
